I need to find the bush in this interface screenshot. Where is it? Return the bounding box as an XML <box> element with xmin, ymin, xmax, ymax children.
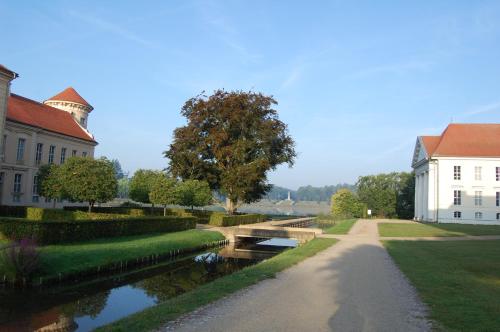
<box><xmin>208</xmin><ymin>213</ymin><xmax>266</xmax><ymax>226</ymax></box>
<box><xmin>0</xmin><ymin>238</ymin><xmax>40</xmax><ymax>280</ymax></box>
<box><xmin>0</xmin><ymin>216</ymin><xmax>196</xmax><ymax>245</ymax></box>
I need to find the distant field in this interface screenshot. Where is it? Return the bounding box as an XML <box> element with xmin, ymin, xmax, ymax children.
<box><xmin>384</xmin><ymin>240</ymin><xmax>500</xmax><ymax>331</ymax></box>
<box><xmin>378</xmin><ymin>222</ymin><xmax>500</xmax><ymax>237</ymax></box>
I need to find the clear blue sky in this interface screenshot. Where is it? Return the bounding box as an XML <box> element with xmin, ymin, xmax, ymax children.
<box><xmin>1</xmin><ymin>1</ymin><xmax>499</xmax><ymax>189</ymax></box>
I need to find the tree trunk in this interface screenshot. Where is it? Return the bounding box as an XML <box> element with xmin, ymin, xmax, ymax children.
<box><xmin>52</xmin><ymin>199</ymin><xmax>56</xmax><ymax>209</ymax></box>
<box><xmin>88</xmin><ymin>202</ymin><xmax>93</xmax><ymax>213</ymax></box>
<box><xmin>163</xmin><ymin>205</ymin><xmax>167</xmax><ymax>216</ymax></box>
<box><xmin>225</xmin><ymin>198</ymin><xmax>237</xmax><ymax>215</ymax></box>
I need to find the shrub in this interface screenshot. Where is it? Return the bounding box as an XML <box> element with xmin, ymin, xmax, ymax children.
<box><xmin>208</xmin><ymin>213</ymin><xmax>266</xmax><ymax>227</ymax></box>
<box><xmin>27</xmin><ymin>208</ymin><xmax>130</xmax><ymax>221</ymax></box>
<box><xmin>0</xmin><ymin>216</ymin><xmax>196</xmax><ymax>245</ymax></box>
<box><xmin>0</xmin><ymin>205</ymin><xmax>28</xmax><ymax>218</ymax></box>
<box><xmin>0</xmin><ymin>238</ymin><xmax>40</xmax><ymax>280</ymax></box>
<box><xmin>119</xmin><ymin>201</ymin><xmax>142</xmax><ymax>208</ymax></box>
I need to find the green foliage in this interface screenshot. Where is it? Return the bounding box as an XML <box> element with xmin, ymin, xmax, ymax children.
<box><xmin>117</xmin><ymin>178</ymin><xmax>130</xmax><ymax>199</ymax></box>
<box><xmin>330</xmin><ymin>188</ymin><xmax>366</xmax><ymax>218</ymax></box>
<box><xmin>208</xmin><ymin>213</ymin><xmax>266</xmax><ymax>226</ymax></box>
<box><xmin>356</xmin><ymin>172</ymin><xmax>414</xmax><ymax>218</ymax></box>
<box><xmin>165</xmin><ymin>90</ymin><xmax>296</xmax><ymax>214</ymax></box>
<box><xmin>110</xmin><ymin>159</ymin><xmax>125</xmax><ymax>179</ymax></box>
<box><xmin>129</xmin><ymin>169</ymin><xmax>164</xmax><ymax>204</ymax></box>
<box><xmin>37</xmin><ymin>164</ymin><xmax>65</xmax><ymax>203</ymax></box>
<box><xmin>96</xmin><ymin>238</ymin><xmax>337</xmax><ymax>332</ymax></box>
<box><xmin>0</xmin><ymin>216</ymin><xmax>196</xmax><ymax>245</ymax></box>
<box><xmin>0</xmin><ymin>239</ymin><xmax>40</xmax><ymax>281</ymax></box>
<box><xmin>149</xmin><ymin>176</ymin><xmax>178</xmax><ymax>209</ymax></box>
<box><xmin>27</xmin><ymin>207</ymin><xmax>130</xmax><ymax>221</ymax></box>
<box><xmin>176</xmin><ymin>179</ymin><xmax>212</xmax><ymax>210</ymax></box>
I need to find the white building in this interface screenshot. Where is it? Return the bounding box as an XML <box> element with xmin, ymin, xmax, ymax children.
<box><xmin>412</xmin><ymin>123</ymin><xmax>500</xmax><ymax>224</ymax></box>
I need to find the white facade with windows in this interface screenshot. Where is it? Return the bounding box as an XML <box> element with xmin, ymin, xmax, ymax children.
<box><xmin>412</xmin><ymin>124</ymin><xmax>500</xmax><ymax>224</ymax></box>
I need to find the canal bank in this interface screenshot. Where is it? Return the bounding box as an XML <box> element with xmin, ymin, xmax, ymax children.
<box><xmin>96</xmin><ymin>238</ymin><xmax>337</xmax><ymax>332</ymax></box>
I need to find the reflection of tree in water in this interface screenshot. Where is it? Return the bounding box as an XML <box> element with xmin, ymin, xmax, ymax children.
<box><xmin>61</xmin><ymin>290</ymin><xmax>111</xmax><ymax>319</ymax></box>
<box><xmin>136</xmin><ymin>253</ymin><xmax>249</xmax><ymax>302</ymax></box>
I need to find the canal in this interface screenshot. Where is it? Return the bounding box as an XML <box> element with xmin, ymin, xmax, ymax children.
<box><xmin>0</xmin><ymin>238</ymin><xmax>297</xmax><ymax>332</ymax></box>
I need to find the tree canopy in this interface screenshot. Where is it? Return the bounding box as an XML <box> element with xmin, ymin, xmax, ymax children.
<box><xmin>37</xmin><ymin>164</ymin><xmax>65</xmax><ymax>208</ymax></box>
<box><xmin>129</xmin><ymin>169</ymin><xmax>164</xmax><ymax>205</ymax></box>
<box><xmin>165</xmin><ymin>90</ymin><xmax>296</xmax><ymax>214</ymax></box>
<box><xmin>149</xmin><ymin>175</ymin><xmax>178</xmax><ymax>216</ymax></box>
<box><xmin>59</xmin><ymin>157</ymin><xmax>117</xmax><ymax>211</ymax></box>
<box><xmin>110</xmin><ymin>159</ymin><xmax>125</xmax><ymax>180</ymax></box>
<box><xmin>356</xmin><ymin>172</ymin><xmax>414</xmax><ymax>218</ymax></box>
<box><xmin>331</xmin><ymin>188</ymin><xmax>366</xmax><ymax>218</ymax></box>
<box><xmin>175</xmin><ymin>179</ymin><xmax>212</xmax><ymax>210</ymax></box>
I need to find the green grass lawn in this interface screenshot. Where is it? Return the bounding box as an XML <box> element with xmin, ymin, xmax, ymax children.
<box><xmin>379</xmin><ymin>222</ymin><xmax>500</xmax><ymax>237</ymax></box>
<box><xmin>36</xmin><ymin>230</ymin><xmax>224</xmax><ymax>278</ymax></box>
<box><xmin>315</xmin><ymin>217</ymin><xmax>357</xmax><ymax>234</ymax></box>
<box><xmin>384</xmin><ymin>240</ymin><xmax>500</xmax><ymax>331</ymax></box>
<box><xmin>95</xmin><ymin>238</ymin><xmax>338</xmax><ymax>332</ymax></box>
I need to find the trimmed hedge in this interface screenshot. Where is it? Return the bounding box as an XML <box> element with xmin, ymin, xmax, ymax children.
<box><xmin>27</xmin><ymin>207</ymin><xmax>130</xmax><ymax>221</ymax></box>
<box><xmin>0</xmin><ymin>216</ymin><xmax>196</xmax><ymax>245</ymax></box>
<box><xmin>208</xmin><ymin>213</ymin><xmax>266</xmax><ymax>226</ymax></box>
<box><xmin>0</xmin><ymin>205</ymin><xmax>27</xmax><ymax>218</ymax></box>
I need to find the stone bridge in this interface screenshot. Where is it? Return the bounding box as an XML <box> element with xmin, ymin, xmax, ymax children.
<box><xmin>215</xmin><ymin>217</ymin><xmax>321</xmax><ymax>244</ymax></box>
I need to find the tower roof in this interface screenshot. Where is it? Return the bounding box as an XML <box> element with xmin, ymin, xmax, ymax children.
<box><xmin>46</xmin><ymin>87</ymin><xmax>93</xmax><ymax>111</ymax></box>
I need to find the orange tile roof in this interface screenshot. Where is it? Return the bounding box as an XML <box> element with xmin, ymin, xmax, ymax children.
<box><xmin>7</xmin><ymin>94</ymin><xmax>96</xmax><ymax>143</ymax></box>
<box><xmin>46</xmin><ymin>87</ymin><xmax>93</xmax><ymax>110</ymax></box>
<box><xmin>421</xmin><ymin>124</ymin><xmax>500</xmax><ymax>157</ymax></box>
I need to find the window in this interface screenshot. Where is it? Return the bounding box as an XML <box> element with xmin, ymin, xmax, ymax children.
<box><xmin>16</xmin><ymin>138</ymin><xmax>25</xmax><ymax>161</ymax></box>
<box><xmin>497</xmin><ymin>167</ymin><xmax>500</xmax><ymax>181</ymax></box>
<box><xmin>1</xmin><ymin>135</ymin><xmax>6</xmax><ymax>161</ymax></box>
<box><xmin>497</xmin><ymin>192</ymin><xmax>500</xmax><ymax>207</ymax></box>
<box><xmin>80</xmin><ymin>117</ymin><xmax>86</xmax><ymax>126</ymax></box>
<box><xmin>32</xmin><ymin>175</ymin><xmax>39</xmax><ymax>203</ymax></box>
<box><xmin>35</xmin><ymin>143</ymin><xmax>43</xmax><ymax>165</ymax></box>
<box><xmin>474</xmin><ymin>191</ymin><xmax>482</xmax><ymax>206</ymax></box>
<box><xmin>82</xmin><ymin>151</ymin><xmax>88</xmax><ymax>157</ymax></box>
<box><xmin>497</xmin><ymin>213</ymin><xmax>500</xmax><ymax>220</ymax></box>
<box><xmin>453</xmin><ymin>190</ymin><xmax>462</xmax><ymax>205</ymax></box>
<box><xmin>454</xmin><ymin>166</ymin><xmax>461</xmax><ymax>180</ymax></box>
<box><xmin>48</xmin><ymin>145</ymin><xmax>56</xmax><ymax>164</ymax></box>
<box><xmin>60</xmin><ymin>147</ymin><xmax>66</xmax><ymax>164</ymax></box>
<box><xmin>474</xmin><ymin>166</ymin><xmax>482</xmax><ymax>181</ymax></box>
<box><xmin>475</xmin><ymin>212</ymin><xmax>483</xmax><ymax>220</ymax></box>
<box><xmin>453</xmin><ymin>211</ymin><xmax>462</xmax><ymax>219</ymax></box>
<box><xmin>13</xmin><ymin>174</ymin><xmax>22</xmax><ymax>202</ymax></box>
<box><xmin>72</xmin><ymin>149</ymin><xmax>77</xmax><ymax>157</ymax></box>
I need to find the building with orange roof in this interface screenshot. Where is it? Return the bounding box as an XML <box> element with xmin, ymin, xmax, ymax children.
<box><xmin>0</xmin><ymin>64</ymin><xmax>97</xmax><ymax>207</ymax></box>
<box><xmin>412</xmin><ymin>124</ymin><xmax>500</xmax><ymax>224</ymax></box>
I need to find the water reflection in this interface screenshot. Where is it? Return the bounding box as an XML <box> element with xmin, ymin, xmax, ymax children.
<box><xmin>0</xmin><ymin>239</ymin><xmax>295</xmax><ymax>332</ymax></box>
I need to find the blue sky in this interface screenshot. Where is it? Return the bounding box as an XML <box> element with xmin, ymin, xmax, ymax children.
<box><xmin>1</xmin><ymin>1</ymin><xmax>499</xmax><ymax>189</ymax></box>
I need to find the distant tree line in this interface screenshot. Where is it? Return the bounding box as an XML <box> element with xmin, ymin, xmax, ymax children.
<box><xmin>265</xmin><ymin>184</ymin><xmax>356</xmax><ymax>202</ymax></box>
<box><xmin>330</xmin><ymin>172</ymin><xmax>415</xmax><ymax>219</ymax></box>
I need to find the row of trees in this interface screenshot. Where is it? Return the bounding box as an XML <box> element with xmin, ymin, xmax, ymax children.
<box><xmin>330</xmin><ymin>172</ymin><xmax>415</xmax><ymax>219</ymax></box>
<box><xmin>129</xmin><ymin>170</ymin><xmax>212</xmax><ymax>215</ymax></box>
<box><xmin>265</xmin><ymin>184</ymin><xmax>356</xmax><ymax>202</ymax></box>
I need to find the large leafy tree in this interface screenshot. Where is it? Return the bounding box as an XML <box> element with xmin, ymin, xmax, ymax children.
<box><xmin>331</xmin><ymin>188</ymin><xmax>366</xmax><ymax>218</ymax></box>
<box><xmin>37</xmin><ymin>164</ymin><xmax>65</xmax><ymax>208</ymax></box>
<box><xmin>396</xmin><ymin>172</ymin><xmax>415</xmax><ymax>219</ymax></box>
<box><xmin>129</xmin><ymin>169</ymin><xmax>164</xmax><ymax>206</ymax></box>
<box><xmin>149</xmin><ymin>175</ymin><xmax>178</xmax><ymax>216</ymax></box>
<box><xmin>59</xmin><ymin>157</ymin><xmax>117</xmax><ymax>212</ymax></box>
<box><xmin>165</xmin><ymin>90</ymin><xmax>296</xmax><ymax>214</ymax></box>
<box><xmin>176</xmin><ymin>179</ymin><xmax>213</xmax><ymax>211</ymax></box>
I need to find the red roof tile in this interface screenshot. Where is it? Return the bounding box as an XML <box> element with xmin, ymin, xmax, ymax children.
<box><xmin>46</xmin><ymin>87</ymin><xmax>93</xmax><ymax>110</ymax></box>
<box><xmin>421</xmin><ymin>124</ymin><xmax>500</xmax><ymax>157</ymax></box>
<box><xmin>7</xmin><ymin>94</ymin><xmax>96</xmax><ymax>143</ymax></box>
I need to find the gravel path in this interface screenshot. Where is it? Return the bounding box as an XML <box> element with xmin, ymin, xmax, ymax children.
<box><xmin>161</xmin><ymin>219</ymin><xmax>432</xmax><ymax>332</ymax></box>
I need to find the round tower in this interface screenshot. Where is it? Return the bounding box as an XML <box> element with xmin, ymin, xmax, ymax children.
<box><xmin>43</xmin><ymin>87</ymin><xmax>93</xmax><ymax>128</ymax></box>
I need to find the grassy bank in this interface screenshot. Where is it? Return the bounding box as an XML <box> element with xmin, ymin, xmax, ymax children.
<box><xmin>384</xmin><ymin>240</ymin><xmax>500</xmax><ymax>331</ymax></box>
<box><xmin>379</xmin><ymin>222</ymin><xmax>500</xmax><ymax>237</ymax></box>
<box><xmin>96</xmin><ymin>238</ymin><xmax>337</xmax><ymax>332</ymax></box>
<box><xmin>315</xmin><ymin>216</ymin><xmax>357</xmax><ymax>234</ymax></box>
<box><xmin>36</xmin><ymin>230</ymin><xmax>224</xmax><ymax>278</ymax></box>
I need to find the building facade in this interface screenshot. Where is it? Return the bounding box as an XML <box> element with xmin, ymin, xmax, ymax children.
<box><xmin>0</xmin><ymin>65</ymin><xmax>97</xmax><ymax>207</ymax></box>
<box><xmin>412</xmin><ymin>124</ymin><xmax>500</xmax><ymax>224</ymax></box>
